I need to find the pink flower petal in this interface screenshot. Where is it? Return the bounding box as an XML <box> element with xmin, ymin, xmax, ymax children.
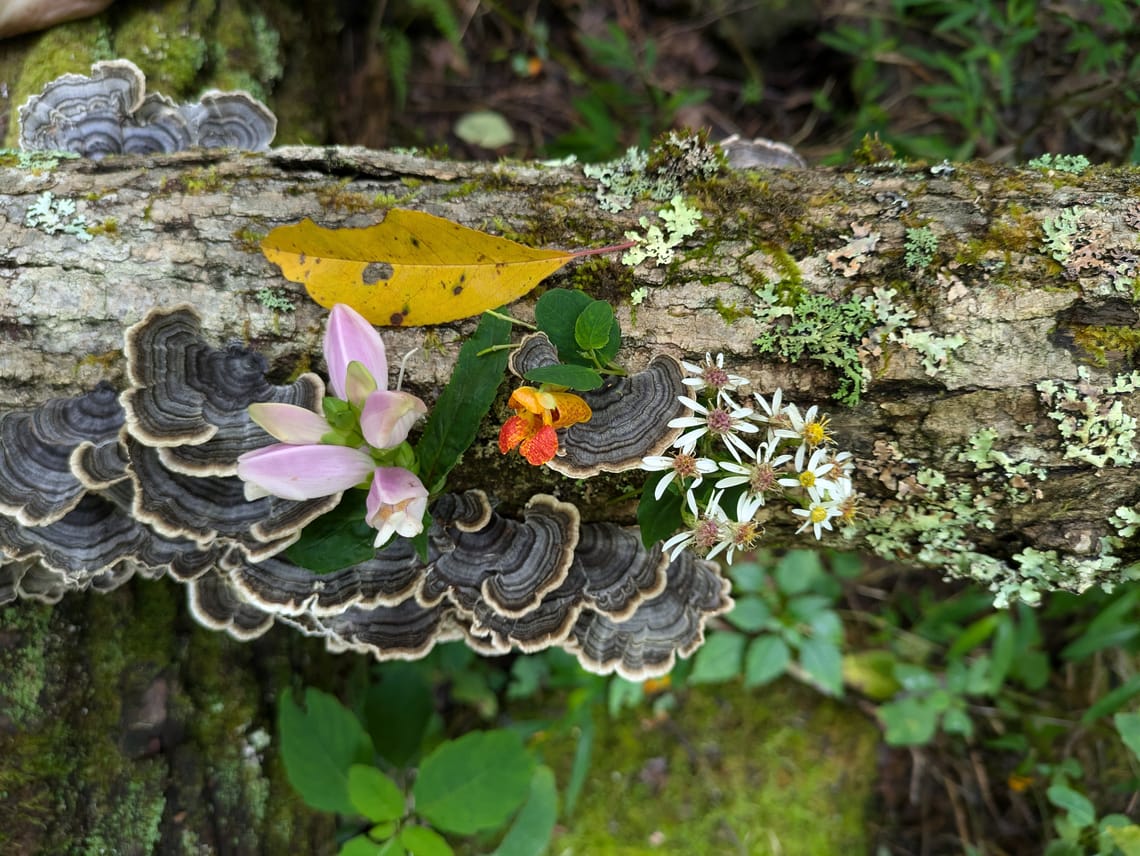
<box><xmin>324</xmin><ymin>304</ymin><xmax>388</xmax><ymax>400</ymax></box>
<box><xmin>248</xmin><ymin>403</ymin><xmax>332</xmax><ymax>444</ymax></box>
<box><xmin>236</xmin><ymin>443</ymin><xmax>375</xmax><ymax>501</ymax></box>
<box><xmin>366</xmin><ymin>466</ymin><xmax>429</xmax><ymax>545</ymax></box>
<box><xmin>360</xmin><ymin>390</ymin><xmax>428</xmax><ymax>449</ymax></box>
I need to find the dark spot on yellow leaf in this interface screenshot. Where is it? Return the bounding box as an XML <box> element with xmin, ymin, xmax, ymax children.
<box><xmin>298</xmin><ymin>252</ymin><xmax>306</xmax><ymax>264</ymax></box>
<box><xmin>362</xmin><ymin>261</ymin><xmax>394</xmax><ymax>284</ymax></box>
<box><xmin>390</xmin><ymin>311</ymin><xmax>405</xmax><ymax>325</ymax></box>
<box><xmin>411</xmin><ymin>237</ymin><xmax>420</xmax><ymax>248</ymax></box>
<box><xmin>453</xmin><ymin>284</ymin><xmax>463</xmax><ymax>295</ymax></box>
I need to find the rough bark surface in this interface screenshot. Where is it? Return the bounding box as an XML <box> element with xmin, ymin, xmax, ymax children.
<box><xmin>3</xmin><ymin>144</ymin><xmax>1139</xmax><ymax>852</ymax></box>
<box><xmin>4</xmin><ymin>147</ymin><xmax>1139</xmax><ymax>591</ymax></box>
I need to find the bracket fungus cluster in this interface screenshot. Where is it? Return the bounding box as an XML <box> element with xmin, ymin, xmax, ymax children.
<box><xmin>19</xmin><ymin>59</ymin><xmax>276</xmax><ymax>157</ymax></box>
<box><xmin>0</xmin><ymin>307</ymin><xmax>731</xmax><ymax>679</ymax></box>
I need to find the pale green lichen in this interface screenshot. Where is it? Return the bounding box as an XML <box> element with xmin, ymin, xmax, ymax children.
<box><xmin>254</xmin><ymin>287</ymin><xmax>296</xmax><ymax>312</ymax></box>
<box><xmin>1028</xmin><ymin>153</ymin><xmax>1091</xmax><ymax>175</ymax></box>
<box><xmin>1041</xmin><ymin>207</ymin><xmax>1083</xmax><ymax>264</ymax></box>
<box><xmin>583</xmin><ymin>130</ymin><xmax>722</xmax><ymax>212</ymax></box>
<box><xmin>1036</xmin><ymin>367</ymin><xmax>1140</xmax><ymax>468</ymax></box>
<box><xmin>621</xmin><ymin>194</ymin><xmax>702</xmax><ymax>266</ymax></box>
<box><xmin>904</xmin><ymin>226</ymin><xmax>938</xmax><ymax>270</ymax></box>
<box><xmin>0</xmin><ymin>148</ymin><xmax>80</xmax><ymax>171</ymax></box>
<box><xmin>25</xmin><ymin>192</ymin><xmax>92</xmax><ymax>242</ymax></box>
<box><xmin>630</xmin><ymin>287</ymin><xmax>649</xmax><ymax>305</ymax></box>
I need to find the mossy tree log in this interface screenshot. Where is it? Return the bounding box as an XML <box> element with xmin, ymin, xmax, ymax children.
<box><xmin>4</xmin><ymin>148</ymin><xmax>1140</xmax><ymax>604</ymax></box>
<box><xmin>2</xmin><ymin>145</ymin><xmax>1138</xmax><ymax>851</ymax></box>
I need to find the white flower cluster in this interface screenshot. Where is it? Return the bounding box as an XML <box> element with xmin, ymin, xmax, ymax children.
<box><xmin>641</xmin><ymin>353</ymin><xmax>858</xmax><ymax>562</ymax></box>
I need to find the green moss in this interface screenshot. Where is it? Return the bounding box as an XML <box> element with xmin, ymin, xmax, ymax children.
<box><xmin>112</xmin><ymin>0</ymin><xmax>212</xmax><ymax>96</ymax></box>
<box><xmin>547</xmin><ymin>681</ymin><xmax>875</xmax><ymax>854</ymax></box>
<box><xmin>1071</xmin><ymin>325</ymin><xmax>1140</xmax><ymax>368</ymax></box>
<box><xmin>88</xmin><ymin>217</ymin><xmax>120</xmax><ymax>238</ymax></box>
<box><xmin>851</xmin><ymin>133</ymin><xmax>897</xmax><ymax>166</ymax></box>
<box><xmin>714</xmin><ymin>297</ymin><xmax>749</xmax><ymax>324</ymax></box>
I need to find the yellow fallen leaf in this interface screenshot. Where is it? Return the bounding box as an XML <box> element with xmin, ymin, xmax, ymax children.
<box><xmin>261</xmin><ymin>209</ymin><xmax>619</xmax><ymax>326</ymax></box>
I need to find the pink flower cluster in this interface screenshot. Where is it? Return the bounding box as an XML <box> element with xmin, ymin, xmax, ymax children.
<box><xmin>237</xmin><ymin>304</ymin><xmax>430</xmax><ymax>547</ymax></box>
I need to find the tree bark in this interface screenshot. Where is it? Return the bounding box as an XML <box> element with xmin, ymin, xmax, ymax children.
<box><xmin>2</xmin><ymin>145</ymin><xmax>1137</xmax><ymax>601</ymax></box>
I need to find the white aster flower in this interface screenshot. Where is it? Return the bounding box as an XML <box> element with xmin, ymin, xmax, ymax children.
<box><xmin>752</xmin><ymin>388</ymin><xmax>796</xmax><ymax>443</ymax></box>
<box><xmin>662</xmin><ymin>490</ymin><xmax>733</xmax><ymax>561</ymax></box>
<box><xmin>641</xmin><ymin>451</ymin><xmax>718</xmax><ymax>500</ymax></box>
<box><xmin>681</xmin><ymin>352</ymin><xmax>750</xmax><ymax>404</ymax></box>
<box><xmin>715</xmin><ymin>440</ymin><xmax>793</xmax><ymax>508</ymax></box>
<box><xmin>669</xmin><ymin>395</ymin><xmax>759</xmax><ymax>462</ymax></box>
<box><xmin>792</xmin><ymin>490</ymin><xmax>842</xmax><ymax>539</ymax></box>
<box><xmin>782</xmin><ymin>403</ymin><xmax>832</xmax><ymax>469</ymax></box>
<box><xmin>778</xmin><ymin>446</ymin><xmax>837</xmax><ymax>494</ymax></box>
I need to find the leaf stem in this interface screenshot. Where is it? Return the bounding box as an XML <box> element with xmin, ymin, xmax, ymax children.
<box><xmin>568</xmin><ymin>239</ymin><xmax>637</xmax><ymax>258</ymax></box>
<box><xmin>484</xmin><ymin>309</ymin><xmax>536</xmax><ymax>329</ymax></box>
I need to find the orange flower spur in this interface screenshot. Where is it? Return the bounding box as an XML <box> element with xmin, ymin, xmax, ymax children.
<box><xmin>498</xmin><ymin>386</ymin><xmax>592</xmax><ymax>466</ymax></box>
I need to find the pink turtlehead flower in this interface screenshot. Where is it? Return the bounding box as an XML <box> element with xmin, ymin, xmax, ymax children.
<box><xmin>361</xmin><ymin>390</ymin><xmax>428</xmax><ymax>450</ymax></box>
<box><xmin>247</xmin><ymin>402</ymin><xmax>333</xmax><ymax>445</ymax></box>
<box><xmin>325</xmin><ymin>303</ymin><xmax>389</xmax><ymax>404</ymax></box>
<box><xmin>237</xmin><ymin>444</ymin><xmax>375</xmax><ymax>501</ymax></box>
<box><xmin>366</xmin><ymin>466</ymin><xmax>430</xmax><ymax>545</ymax></box>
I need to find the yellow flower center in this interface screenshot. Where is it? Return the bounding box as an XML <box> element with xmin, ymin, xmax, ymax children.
<box><xmin>799</xmin><ymin>471</ymin><xmax>816</xmax><ymax>488</ymax></box>
<box><xmin>810</xmin><ymin>505</ymin><xmax>828</xmax><ymax>524</ymax></box>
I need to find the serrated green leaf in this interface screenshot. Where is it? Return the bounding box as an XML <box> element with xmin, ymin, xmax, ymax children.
<box><xmin>490</xmin><ymin>765</ymin><xmax>559</xmax><ymax>856</ymax></box>
<box><xmin>724</xmin><ymin>596</ymin><xmax>772</xmax><ymax>633</ymax></box>
<box><xmin>743</xmin><ymin>636</ymin><xmax>790</xmax><ymax>687</ymax></box>
<box><xmin>574</xmin><ymin>299</ymin><xmax>615</xmax><ymax>351</ymax></box>
<box><xmin>687</xmin><ymin>631</ymin><xmax>746</xmax><ymax>684</ymax></box>
<box><xmin>348</xmin><ymin>765</ymin><xmax>405</xmax><ymax>823</ymax></box>
<box><xmin>365</xmin><ymin>663</ymin><xmax>434</xmax><ymax>768</ymax></box>
<box><xmin>1047</xmin><ymin>784</ymin><xmax>1096</xmax><ymax>828</ymax></box>
<box><xmin>284</xmin><ymin>491</ymin><xmax>375</xmax><ymax>573</ymax></box>
<box><xmin>416</xmin><ymin>310</ymin><xmax>511</xmax><ymax>490</ymax></box>
<box><xmin>413</xmin><ymin>730</ymin><xmax>535</xmax><ymax>835</ymax></box>
<box><xmin>798</xmin><ymin>636</ymin><xmax>844</xmax><ymax>696</ymax></box>
<box><xmin>523</xmin><ymin>363</ymin><xmax>604</xmax><ymax>391</ymax></box>
<box><xmin>398</xmin><ymin>825</ymin><xmax>454</xmax><ymax>856</ymax></box>
<box><xmin>278</xmin><ymin>688</ymin><xmax>374</xmax><ymax>815</ymax></box>
<box><xmin>774</xmin><ymin>548</ymin><xmax>824</xmax><ymax>594</ymax></box>
<box><xmin>534</xmin><ymin>289</ymin><xmax>593</xmax><ymax>365</ymax></box>
<box><xmin>637</xmin><ymin>477</ymin><xmax>683</xmax><ymax>550</ymax></box>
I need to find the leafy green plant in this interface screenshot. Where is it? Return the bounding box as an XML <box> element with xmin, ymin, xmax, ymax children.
<box><xmin>277</xmin><ymin>685</ymin><xmax>557</xmax><ymax>855</ymax></box>
<box><xmin>687</xmin><ymin>550</ymin><xmax>849</xmax><ymax>697</ymax></box>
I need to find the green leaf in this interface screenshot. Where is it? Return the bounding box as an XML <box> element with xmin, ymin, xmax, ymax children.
<box><xmin>774</xmin><ymin>549</ymin><xmax>824</xmax><ymax>594</ymax></box>
<box><xmin>415</xmin><ymin>310</ymin><xmax>512</xmax><ymax>491</ymax></box>
<box><xmin>743</xmin><ymin>636</ymin><xmax>790</xmax><ymax>687</ymax></box>
<box><xmin>278</xmin><ymin>688</ymin><xmax>374</xmax><ymax>815</ymax></box>
<box><xmin>574</xmin><ymin>299</ymin><xmax>615</xmax><ymax>351</ymax></box>
<box><xmin>724</xmin><ymin>596</ymin><xmax>772</xmax><ymax>633</ymax></box>
<box><xmin>349</xmin><ymin>765</ymin><xmax>405</xmax><ymax>823</ymax></box>
<box><xmin>376</xmin><ymin>839</ymin><xmax>407</xmax><ymax>856</ymax></box>
<box><xmin>1047</xmin><ymin>784</ymin><xmax>1096</xmax><ymax>828</ymax></box>
<box><xmin>687</xmin><ymin>631</ymin><xmax>746</xmax><ymax>684</ymax></box>
<box><xmin>729</xmin><ymin>561</ymin><xmax>768</xmax><ymax>594</ymax></box>
<box><xmin>563</xmin><ymin>708</ymin><xmax>594</xmax><ymax>817</ymax></box>
<box><xmin>523</xmin><ymin>363</ymin><xmax>604</xmax><ymax>391</ymax></box>
<box><xmin>398</xmin><ymin>826</ymin><xmax>454</xmax><ymax>856</ymax></box>
<box><xmin>637</xmin><ymin>477</ymin><xmax>683</xmax><ymax>550</ymax></box>
<box><xmin>364</xmin><ymin>663</ymin><xmax>435</xmax><ymax>768</ymax></box>
<box><xmin>489</xmin><ymin>765</ymin><xmax>559</xmax><ymax>856</ymax></box>
<box><xmin>284</xmin><ymin>491</ymin><xmax>375</xmax><ymax>573</ymax></box>
<box><xmin>880</xmin><ymin>696</ymin><xmax>940</xmax><ymax>746</ymax></box>
<box><xmin>1104</xmin><ymin>823</ymin><xmax>1140</xmax><ymax>856</ymax></box>
<box><xmin>1081</xmin><ymin>673</ymin><xmax>1140</xmax><ymax>723</ymax></box>
<box><xmin>940</xmin><ymin>706</ymin><xmax>973</xmax><ymax>737</ymax></box>
<box><xmin>946</xmin><ymin>613</ymin><xmax>999</xmax><ymax>659</ymax></box>
<box><xmin>798</xmin><ymin>635</ymin><xmax>844</xmax><ymax>696</ymax></box>
<box><xmin>534</xmin><ymin>288</ymin><xmax>594</xmax><ymax>365</ymax></box>
<box><xmin>1114</xmin><ymin>711</ymin><xmax>1140</xmax><ymax>763</ymax></box>
<box><xmin>413</xmin><ymin>730</ymin><xmax>535</xmax><ymax>835</ymax></box>
<box><xmin>841</xmin><ymin>650</ymin><xmax>901</xmax><ymax>701</ymax></box>
<box><xmin>339</xmin><ymin>835</ymin><xmax>388</xmax><ymax>856</ymax></box>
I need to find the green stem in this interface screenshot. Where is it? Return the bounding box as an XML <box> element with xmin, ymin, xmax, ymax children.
<box><xmin>484</xmin><ymin>309</ymin><xmax>536</xmax><ymax>329</ymax></box>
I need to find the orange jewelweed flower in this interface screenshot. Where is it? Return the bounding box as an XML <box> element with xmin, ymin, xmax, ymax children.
<box><xmin>499</xmin><ymin>386</ymin><xmax>592</xmax><ymax>465</ymax></box>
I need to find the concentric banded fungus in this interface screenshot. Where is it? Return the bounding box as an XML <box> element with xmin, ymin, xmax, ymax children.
<box><xmin>0</xmin><ymin>382</ymin><xmax>123</xmax><ymax>525</ymax></box>
<box><xmin>180</xmin><ymin>92</ymin><xmax>276</xmax><ymax>151</ymax></box>
<box><xmin>225</xmin><ymin>537</ymin><xmax>432</xmax><ymax>617</ymax></box>
<box><xmin>19</xmin><ymin>59</ymin><xmax>276</xmax><ymax>156</ymax></box>
<box><xmin>567</xmin><ymin>551</ymin><xmax>733</xmax><ymax>680</ymax></box>
<box><xmin>719</xmin><ymin>134</ymin><xmax>807</xmax><ymax>170</ymax></box>
<box><xmin>18</xmin><ymin>59</ymin><xmax>145</xmax><ymax>156</ymax></box>
<box><xmin>298</xmin><ymin>601</ymin><xmax>465</xmax><ymax>660</ymax></box>
<box><xmin>507</xmin><ymin>333</ymin><xmax>687</xmax><ymax>476</ymax></box>
<box><xmin>187</xmin><ymin>572</ymin><xmax>276</xmax><ymax>640</ymax></box>
<box><xmin>422</xmin><ymin>493</ymin><xmax>579</xmax><ymax>618</ymax></box>
<box><xmin>122</xmin><ymin>304</ymin><xmax>324</xmax><ymax>477</ymax></box>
